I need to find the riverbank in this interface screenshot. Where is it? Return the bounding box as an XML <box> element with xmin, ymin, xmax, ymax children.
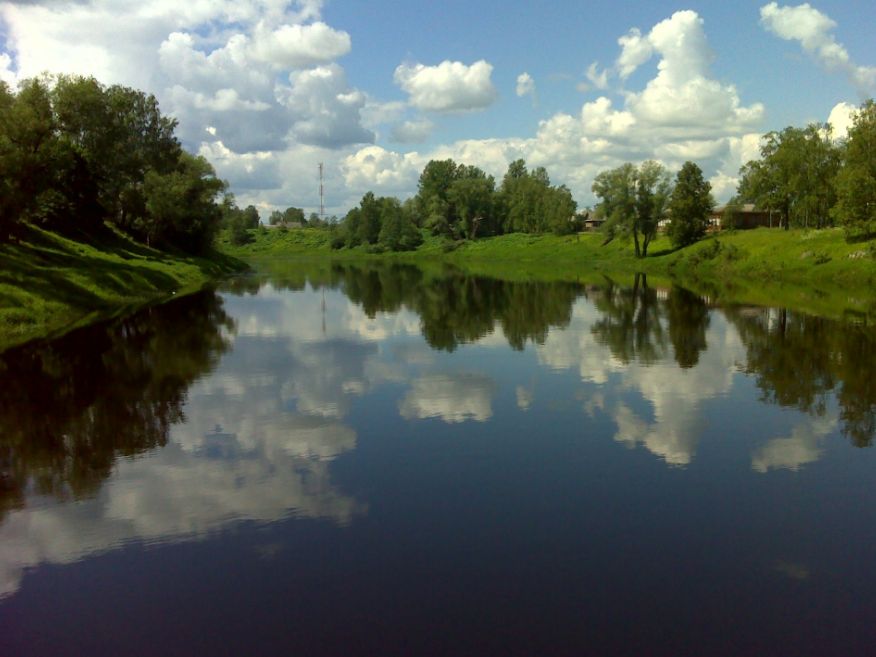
<box><xmin>0</xmin><ymin>225</ymin><xmax>247</xmax><ymax>351</ymax></box>
<box><xmin>219</xmin><ymin>226</ymin><xmax>876</xmax><ymax>321</ymax></box>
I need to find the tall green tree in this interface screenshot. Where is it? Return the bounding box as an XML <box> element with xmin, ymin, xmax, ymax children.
<box><xmin>0</xmin><ymin>78</ymin><xmax>59</xmax><ymax>241</ymax></box>
<box><xmin>593</xmin><ymin>161</ymin><xmax>670</xmax><ymax>257</ymax></box>
<box><xmin>50</xmin><ymin>75</ymin><xmax>181</xmax><ymax>229</ymax></box>
<box><xmin>831</xmin><ymin>100</ymin><xmax>876</xmax><ymax>240</ymax></box>
<box><xmin>497</xmin><ymin>159</ymin><xmax>576</xmax><ymax>235</ymax></box>
<box><xmin>666</xmin><ymin>161</ymin><xmax>713</xmax><ymax>248</ymax></box>
<box><xmin>282</xmin><ymin>207</ymin><xmax>305</xmax><ymax>225</ymax></box>
<box><xmin>359</xmin><ymin>191</ymin><xmax>382</xmax><ymax>244</ymax></box>
<box><xmin>377</xmin><ymin>197</ymin><xmax>422</xmax><ymax>251</ymax></box>
<box><xmin>142</xmin><ymin>152</ymin><xmax>225</xmax><ymax>252</ymax></box>
<box><xmin>738</xmin><ymin>123</ymin><xmax>840</xmax><ymax>229</ymax></box>
<box><xmin>242</xmin><ymin>205</ymin><xmax>260</xmax><ymax>228</ymax></box>
<box><xmin>448</xmin><ymin>174</ymin><xmax>496</xmax><ymax>238</ymax></box>
<box><xmin>416</xmin><ymin>159</ymin><xmax>459</xmax><ymax>235</ymax></box>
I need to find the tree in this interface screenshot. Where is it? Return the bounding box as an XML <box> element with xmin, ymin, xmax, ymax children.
<box><xmin>142</xmin><ymin>152</ymin><xmax>225</xmax><ymax>252</ymax></box>
<box><xmin>268</xmin><ymin>210</ymin><xmax>284</xmax><ymax>226</ymax></box>
<box><xmin>416</xmin><ymin>159</ymin><xmax>460</xmax><ymax>236</ymax></box>
<box><xmin>377</xmin><ymin>197</ymin><xmax>422</xmax><ymax>251</ymax></box>
<box><xmin>832</xmin><ymin>100</ymin><xmax>876</xmax><ymax>240</ymax></box>
<box><xmin>666</xmin><ymin>161</ymin><xmax>713</xmax><ymax>248</ymax></box>
<box><xmin>228</xmin><ymin>215</ymin><xmax>254</xmax><ymax>245</ymax></box>
<box><xmin>738</xmin><ymin>123</ymin><xmax>840</xmax><ymax>229</ymax></box>
<box><xmin>448</xmin><ymin>175</ymin><xmax>496</xmax><ymax>239</ymax></box>
<box><xmin>0</xmin><ymin>78</ymin><xmax>59</xmax><ymax>241</ymax></box>
<box><xmin>593</xmin><ymin>161</ymin><xmax>670</xmax><ymax>257</ymax></box>
<box><xmin>497</xmin><ymin>159</ymin><xmax>576</xmax><ymax>235</ymax></box>
<box><xmin>282</xmin><ymin>207</ymin><xmax>305</xmax><ymax>225</ymax></box>
<box><xmin>50</xmin><ymin>75</ymin><xmax>181</xmax><ymax>230</ymax></box>
<box><xmin>242</xmin><ymin>205</ymin><xmax>260</xmax><ymax>229</ymax></box>
<box><xmin>359</xmin><ymin>192</ymin><xmax>382</xmax><ymax>244</ymax></box>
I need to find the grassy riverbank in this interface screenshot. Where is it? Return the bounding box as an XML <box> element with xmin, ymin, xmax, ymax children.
<box><xmin>0</xmin><ymin>225</ymin><xmax>247</xmax><ymax>351</ymax></box>
<box><xmin>219</xmin><ymin>226</ymin><xmax>876</xmax><ymax>320</ymax></box>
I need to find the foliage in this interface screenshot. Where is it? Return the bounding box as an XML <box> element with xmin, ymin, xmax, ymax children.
<box><xmin>410</xmin><ymin>158</ymin><xmax>576</xmax><ymax>239</ymax></box>
<box><xmin>0</xmin><ymin>74</ymin><xmax>226</xmax><ymax>253</ymax></box>
<box><xmin>667</xmin><ymin>161</ymin><xmax>713</xmax><ymax>248</ymax></box>
<box><xmin>831</xmin><ymin>100</ymin><xmax>876</xmax><ymax>240</ymax></box>
<box><xmin>738</xmin><ymin>123</ymin><xmax>841</xmax><ymax>229</ymax></box>
<box><xmin>335</xmin><ymin>193</ymin><xmax>422</xmax><ymax>251</ymax></box>
<box><xmin>592</xmin><ymin>160</ymin><xmax>671</xmax><ymax>257</ymax></box>
<box><xmin>228</xmin><ymin>216</ymin><xmax>254</xmax><ymax>246</ymax></box>
<box><xmin>498</xmin><ymin>159</ymin><xmax>577</xmax><ymax>236</ymax></box>
<box><xmin>142</xmin><ymin>152</ymin><xmax>226</xmax><ymax>253</ymax></box>
<box><xmin>378</xmin><ymin>197</ymin><xmax>423</xmax><ymax>251</ymax></box>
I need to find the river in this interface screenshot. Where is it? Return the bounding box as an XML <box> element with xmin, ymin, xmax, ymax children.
<box><xmin>1</xmin><ymin>261</ymin><xmax>875</xmax><ymax>655</ymax></box>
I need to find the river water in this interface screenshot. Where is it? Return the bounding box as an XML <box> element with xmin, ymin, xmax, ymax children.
<box><xmin>2</xmin><ymin>262</ymin><xmax>875</xmax><ymax>656</ymax></box>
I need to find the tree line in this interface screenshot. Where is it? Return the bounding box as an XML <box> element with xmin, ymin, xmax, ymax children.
<box><xmin>735</xmin><ymin>99</ymin><xmax>875</xmax><ymax>238</ymax></box>
<box><xmin>331</xmin><ymin>158</ymin><xmax>578</xmax><ymax>252</ymax></box>
<box><xmin>0</xmin><ymin>74</ymin><xmax>235</xmax><ymax>253</ymax></box>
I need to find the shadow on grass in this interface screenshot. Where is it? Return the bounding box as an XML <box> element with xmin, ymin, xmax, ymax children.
<box><xmin>844</xmin><ymin>232</ymin><xmax>876</xmax><ymax>245</ymax></box>
<box><xmin>646</xmin><ymin>247</ymin><xmax>680</xmax><ymax>258</ymax></box>
<box><xmin>0</xmin><ymin>226</ymin><xmax>205</xmax><ymax>314</ymax></box>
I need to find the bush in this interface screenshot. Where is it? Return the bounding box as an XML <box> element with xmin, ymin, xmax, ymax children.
<box><xmin>811</xmin><ymin>250</ymin><xmax>832</xmax><ymax>265</ymax></box>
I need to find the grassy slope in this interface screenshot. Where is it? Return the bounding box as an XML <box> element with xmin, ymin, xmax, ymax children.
<box><xmin>220</xmin><ymin>226</ymin><xmax>876</xmax><ymax>319</ymax></box>
<box><xmin>0</xmin><ymin>224</ymin><xmax>247</xmax><ymax>350</ymax></box>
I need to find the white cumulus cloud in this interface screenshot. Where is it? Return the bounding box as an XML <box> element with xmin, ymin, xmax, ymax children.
<box><xmin>760</xmin><ymin>2</ymin><xmax>876</xmax><ymax>98</ymax></box>
<box><xmin>516</xmin><ymin>71</ymin><xmax>536</xmax><ymax>104</ymax></box>
<box><xmin>393</xmin><ymin>60</ymin><xmax>498</xmax><ymax>114</ymax></box>
<box><xmin>827</xmin><ymin>101</ymin><xmax>856</xmax><ymax>138</ymax></box>
<box><xmin>390</xmin><ymin>118</ymin><xmax>435</xmax><ymax>144</ymax></box>
<box><xmin>247</xmin><ymin>20</ymin><xmax>351</xmax><ymax>69</ymax></box>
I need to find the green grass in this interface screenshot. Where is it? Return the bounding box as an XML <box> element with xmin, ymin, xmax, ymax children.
<box><xmin>0</xmin><ymin>224</ymin><xmax>247</xmax><ymax>351</ymax></box>
<box><xmin>217</xmin><ymin>226</ymin><xmax>333</xmax><ymax>257</ymax></box>
<box><xmin>220</xmin><ymin>226</ymin><xmax>876</xmax><ymax>320</ymax></box>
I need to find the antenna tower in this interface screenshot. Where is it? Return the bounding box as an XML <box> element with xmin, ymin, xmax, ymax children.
<box><xmin>318</xmin><ymin>163</ymin><xmax>325</xmax><ymax>218</ymax></box>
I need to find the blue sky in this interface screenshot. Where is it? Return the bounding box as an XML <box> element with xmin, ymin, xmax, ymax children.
<box><xmin>1</xmin><ymin>0</ymin><xmax>873</xmax><ymax>216</ymax></box>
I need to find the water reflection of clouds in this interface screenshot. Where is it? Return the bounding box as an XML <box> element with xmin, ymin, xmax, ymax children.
<box><xmin>536</xmin><ymin>304</ymin><xmax>625</xmax><ymax>384</ymax></box>
<box><xmin>538</xmin><ymin>302</ymin><xmax>744</xmax><ymax>466</ymax></box>
<box><xmin>1</xmin><ymin>281</ymin><xmax>852</xmax><ymax>602</ymax></box>
<box><xmin>0</xmin><ymin>289</ymin><xmax>388</xmax><ymax>600</ymax></box>
<box><xmin>752</xmin><ymin>415</ymin><xmax>835</xmax><ymax>473</ymax></box>
<box><xmin>0</xmin><ymin>418</ymin><xmax>365</xmax><ymax>600</ymax></box>
<box><xmin>399</xmin><ymin>372</ymin><xmax>498</xmax><ymax>423</ymax></box>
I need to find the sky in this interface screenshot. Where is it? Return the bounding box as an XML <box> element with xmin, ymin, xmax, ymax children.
<box><xmin>0</xmin><ymin>0</ymin><xmax>873</xmax><ymax>218</ymax></box>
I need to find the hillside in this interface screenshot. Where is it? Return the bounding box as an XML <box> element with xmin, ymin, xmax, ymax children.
<box><xmin>0</xmin><ymin>225</ymin><xmax>246</xmax><ymax>351</ymax></box>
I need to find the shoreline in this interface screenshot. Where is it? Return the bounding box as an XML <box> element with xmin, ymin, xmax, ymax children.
<box><xmin>221</xmin><ymin>226</ymin><xmax>876</xmax><ymax>321</ymax></box>
<box><xmin>0</xmin><ymin>225</ymin><xmax>248</xmax><ymax>352</ymax></box>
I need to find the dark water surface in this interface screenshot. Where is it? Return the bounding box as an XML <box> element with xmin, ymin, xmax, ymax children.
<box><xmin>2</xmin><ymin>262</ymin><xmax>876</xmax><ymax>656</ymax></box>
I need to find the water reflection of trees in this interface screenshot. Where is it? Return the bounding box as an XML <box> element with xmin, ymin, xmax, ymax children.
<box><xmin>225</xmin><ymin>262</ymin><xmax>876</xmax><ymax>448</ymax></box>
<box><xmin>0</xmin><ymin>292</ymin><xmax>234</xmax><ymax>522</ymax></box>
<box><xmin>307</xmin><ymin>263</ymin><xmax>584</xmax><ymax>352</ymax></box>
<box><xmin>589</xmin><ymin>274</ymin><xmax>711</xmax><ymax>370</ymax></box>
<box><xmin>727</xmin><ymin>308</ymin><xmax>876</xmax><ymax>447</ymax></box>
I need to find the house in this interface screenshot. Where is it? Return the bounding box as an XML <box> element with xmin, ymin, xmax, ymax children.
<box><xmin>710</xmin><ymin>204</ymin><xmax>774</xmax><ymax>230</ymax></box>
<box><xmin>580</xmin><ymin>210</ymin><xmax>605</xmax><ymax>232</ymax></box>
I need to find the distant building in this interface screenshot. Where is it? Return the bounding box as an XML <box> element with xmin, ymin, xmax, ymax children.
<box><xmin>268</xmin><ymin>221</ymin><xmax>303</xmax><ymax>229</ymax></box>
<box><xmin>711</xmin><ymin>204</ymin><xmax>774</xmax><ymax>230</ymax></box>
<box><xmin>580</xmin><ymin>210</ymin><xmax>605</xmax><ymax>232</ymax></box>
